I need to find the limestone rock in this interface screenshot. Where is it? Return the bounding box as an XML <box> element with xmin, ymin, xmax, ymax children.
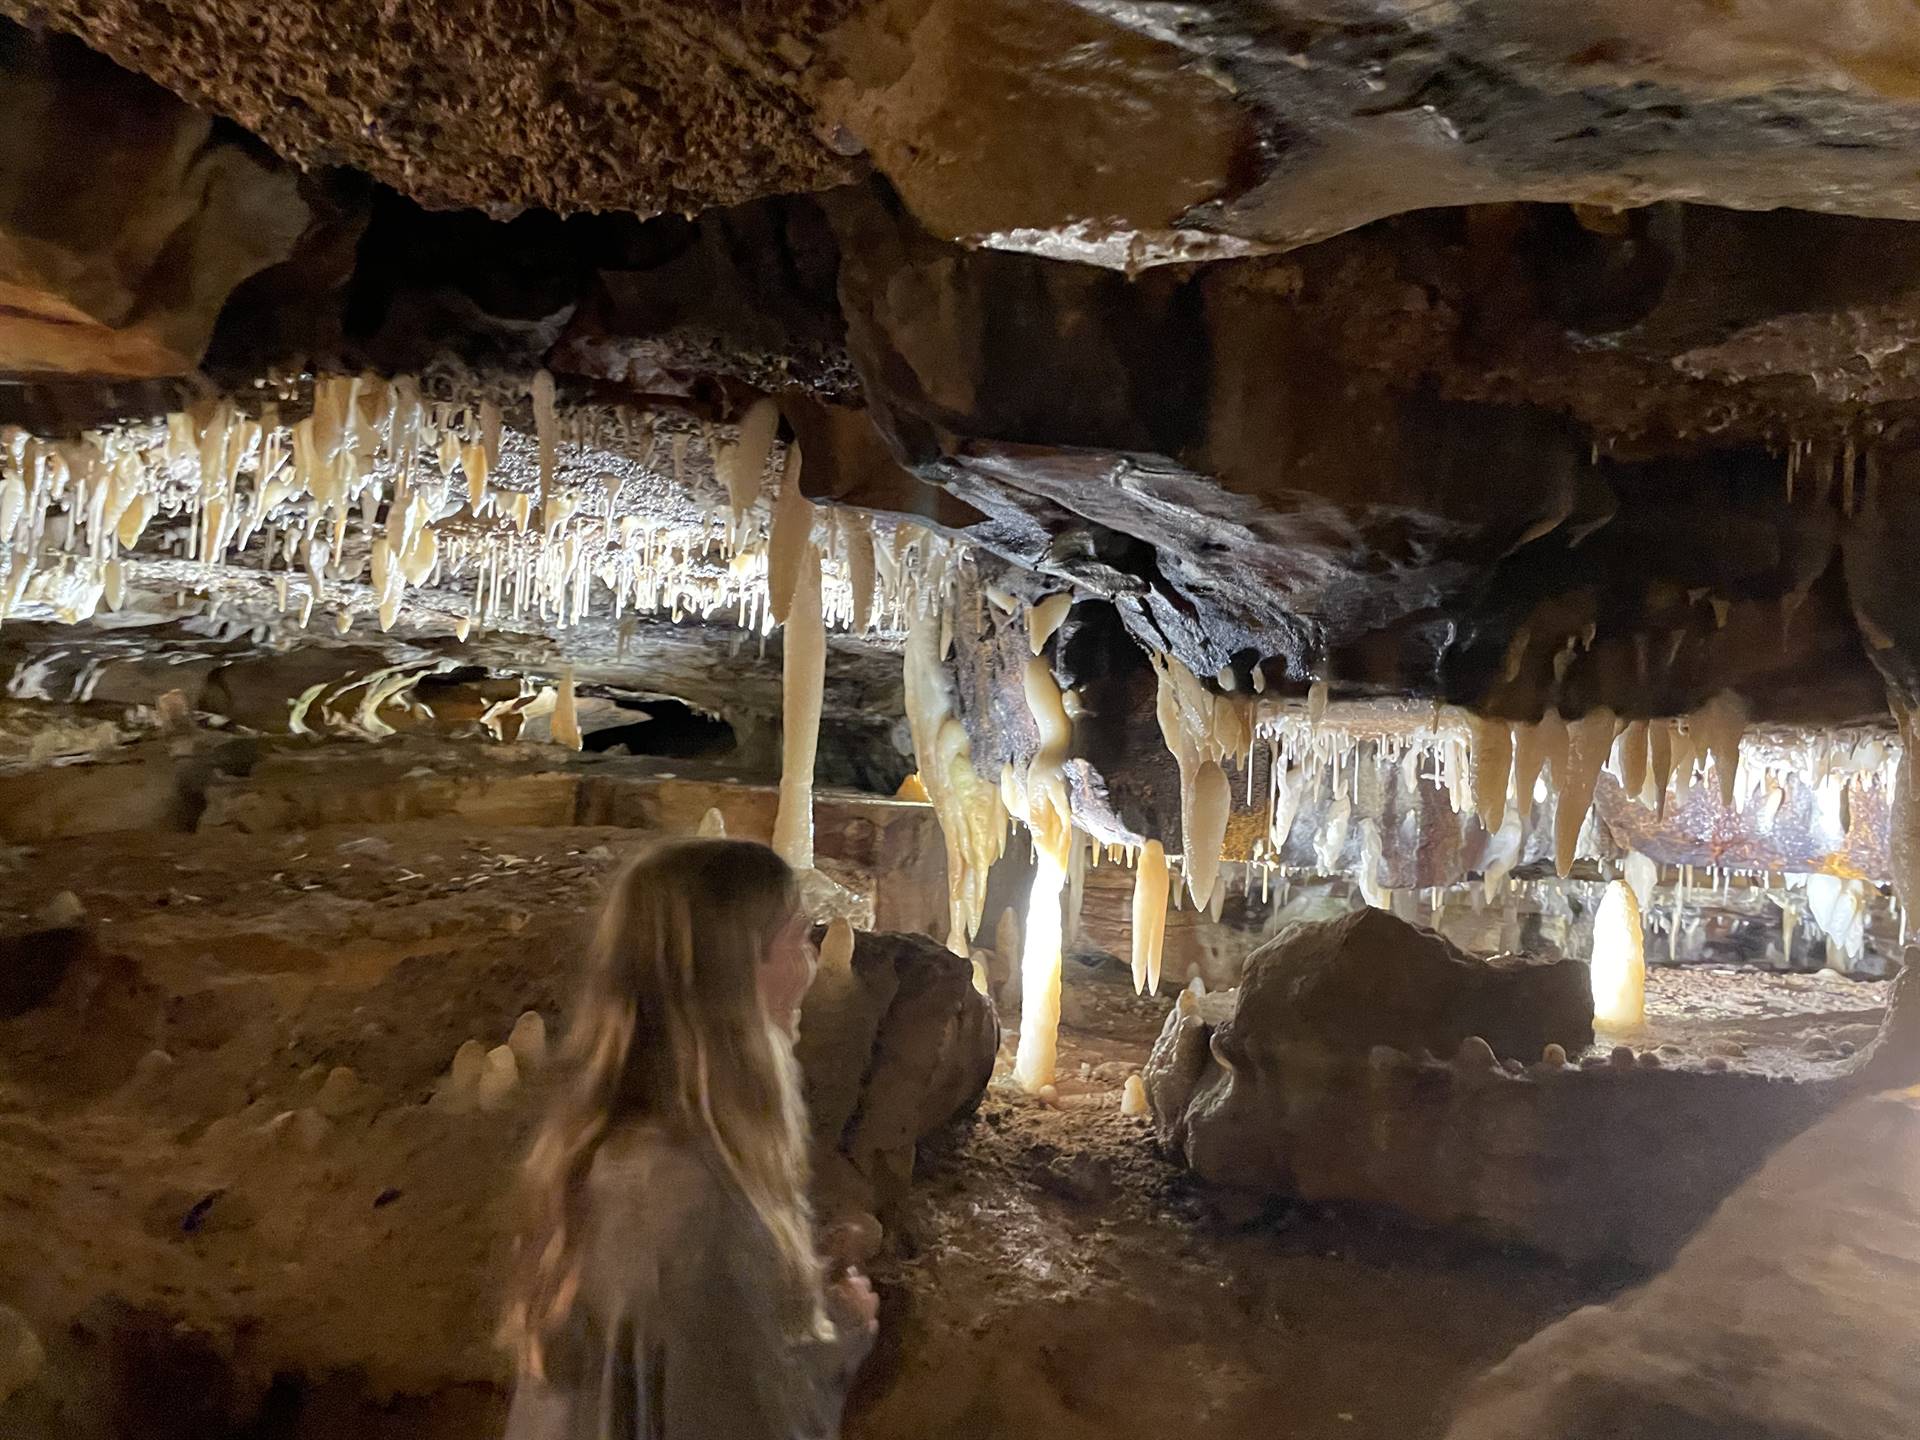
<box><xmin>1145</xmin><ymin>962</ymin><xmax>1838</xmax><ymax>1267</ymax></box>
<box><xmin>797</xmin><ymin>929</ymin><xmax>996</xmax><ymax>1218</ymax></box>
<box><xmin>1445</xmin><ymin>1088</ymin><xmax>1920</xmax><ymax>1440</ymax></box>
<box><xmin>1223</xmin><ymin>908</ymin><xmax>1593</xmax><ymax>1064</ymax></box>
<box><xmin>0</xmin><ymin>30</ymin><xmax>306</xmax><ymax>376</ymax></box>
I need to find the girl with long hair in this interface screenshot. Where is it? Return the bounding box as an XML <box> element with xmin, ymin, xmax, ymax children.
<box><xmin>501</xmin><ymin>838</ymin><xmax>878</xmax><ymax>1440</ymax></box>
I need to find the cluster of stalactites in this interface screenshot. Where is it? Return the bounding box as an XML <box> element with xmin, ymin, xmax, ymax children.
<box><xmin>1252</xmin><ymin>691</ymin><xmax>1774</xmax><ymax>887</ymax></box>
<box><xmin>0</xmin><ymin>377</ymin><xmax>935</xmax><ymax>647</ymax></box>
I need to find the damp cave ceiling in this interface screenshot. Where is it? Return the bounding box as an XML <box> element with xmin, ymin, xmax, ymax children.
<box><xmin>7</xmin><ymin>1</ymin><xmax>1920</xmax><ymax>747</ymax></box>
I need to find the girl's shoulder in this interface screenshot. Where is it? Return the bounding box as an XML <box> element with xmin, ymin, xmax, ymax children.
<box><xmin>589</xmin><ymin>1125</ymin><xmax>723</xmax><ymax>1239</ymax></box>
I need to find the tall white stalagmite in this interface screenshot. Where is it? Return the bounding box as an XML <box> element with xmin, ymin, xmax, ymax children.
<box><xmin>771</xmin><ymin>544</ymin><xmax>824</xmax><ymax>868</ymax></box>
<box><xmin>1013</xmin><ymin>655</ymin><xmax>1074</xmax><ymax>1092</ymax></box>
<box><xmin>552</xmin><ymin>668</ymin><xmax>583</xmax><ymax>751</ymax></box>
<box><xmin>1590</xmin><ymin>878</ymin><xmax>1646</xmax><ymax>1031</ymax></box>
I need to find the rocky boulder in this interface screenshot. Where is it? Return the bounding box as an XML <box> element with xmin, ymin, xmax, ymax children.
<box><xmin>797</xmin><ymin>929</ymin><xmax>997</xmax><ymax>1222</ymax></box>
<box><xmin>1226</xmin><ymin>907</ymin><xmax>1593</xmax><ymax>1063</ymax></box>
<box><xmin>1142</xmin><ymin>908</ymin><xmax>1842</xmax><ymax>1266</ymax></box>
<box><xmin>1445</xmin><ymin>1086</ymin><xmax>1920</xmax><ymax>1440</ymax></box>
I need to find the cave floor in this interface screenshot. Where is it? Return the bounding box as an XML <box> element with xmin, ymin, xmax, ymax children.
<box><xmin>0</xmin><ymin>816</ymin><xmax>1887</xmax><ymax>1438</ymax></box>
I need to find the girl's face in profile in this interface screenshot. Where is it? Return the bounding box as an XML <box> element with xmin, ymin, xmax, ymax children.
<box><xmin>760</xmin><ymin>908</ymin><xmax>818</xmax><ymax>1039</ymax></box>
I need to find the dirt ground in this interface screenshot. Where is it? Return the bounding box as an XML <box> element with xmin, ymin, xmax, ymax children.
<box><xmin>0</xmin><ymin>816</ymin><xmax>1878</xmax><ymax>1439</ymax></box>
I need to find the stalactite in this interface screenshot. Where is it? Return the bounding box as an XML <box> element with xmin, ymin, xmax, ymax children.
<box><xmin>1131</xmin><ymin>839</ymin><xmax>1169</xmax><ymax>994</ymax></box>
<box><xmin>1556</xmin><ymin>707</ymin><xmax>1614</xmax><ymax>877</ymax></box>
<box><xmin>1012</xmin><ymin>590</ymin><xmax>1068</xmax><ymax>660</ymax></box>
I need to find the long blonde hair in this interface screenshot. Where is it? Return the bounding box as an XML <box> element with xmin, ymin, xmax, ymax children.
<box><xmin>503</xmin><ymin>838</ymin><xmax>822</xmax><ymax>1379</ymax></box>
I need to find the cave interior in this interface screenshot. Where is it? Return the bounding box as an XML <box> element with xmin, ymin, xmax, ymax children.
<box><xmin>3</xmin><ymin>4</ymin><xmax>1920</xmax><ymax>1438</ymax></box>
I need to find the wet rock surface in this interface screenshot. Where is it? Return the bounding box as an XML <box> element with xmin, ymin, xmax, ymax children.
<box><xmin>1445</xmin><ymin>1085</ymin><xmax>1920</xmax><ymax>1440</ymax></box>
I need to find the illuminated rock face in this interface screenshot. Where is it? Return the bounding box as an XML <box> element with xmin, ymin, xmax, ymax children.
<box><xmin>1445</xmin><ymin>1087</ymin><xmax>1920</xmax><ymax>1440</ymax></box>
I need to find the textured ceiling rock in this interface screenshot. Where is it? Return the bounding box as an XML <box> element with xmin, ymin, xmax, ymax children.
<box><xmin>0</xmin><ymin>28</ymin><xmax>306</xmax><ymax>377</ymax></box>
<box><xmin>0</xmin><ymin>1</ymin><xmax>860</xmax><ymax>217</ymax></box>
<box><xmin>22</xmin><ymin>0</ymin><xmax>1920</xmax><ymax>268</ymax></box>
<box><xmin>823</xmin><ymin>0</ymin><xmax>1920</xmax><ymax>265</ymax></box>
<box><xmin>823</xmin><ymin>191</ymin><xmax>1897</xmax><ymax>724</ymax></box>
<box><xmin>815</xmin><ymin>0</ymin><xmax>1259</xmax><ymax>269</ymax></box>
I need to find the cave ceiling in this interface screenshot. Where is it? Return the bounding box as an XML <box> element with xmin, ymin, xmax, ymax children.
<box><xmin>4</xmin><ymin>3</ymin><xmax>1920</xmax><ymax>812</ymax></box>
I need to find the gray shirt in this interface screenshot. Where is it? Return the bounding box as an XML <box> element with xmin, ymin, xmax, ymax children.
<box><xmin>505</xmin><ymin>1128</ymin><xmax>872</xmax><ymax>1440</ymax></box>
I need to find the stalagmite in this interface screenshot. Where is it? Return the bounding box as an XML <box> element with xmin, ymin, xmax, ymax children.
<box><xmin>697</xmin><ymin>807</ymin><xmax>727</xmax><ymax>838</ymax></box>
<box><xmin>1013</xmin><ymin>655</ymin><xmax>1074</xmax><ymax>1092</ymax></box>
<box><xmin>508</xmin><ymin>1011</ymin><xmax>547</xmax><ymax>1071</ymax></box>
<box><xmin>772</xmin><ymin>544</ymin><xmax>824</xmax><ymax>869</ymax></box>
<box><xmin>1469</xmin><ymin>714</ymin><xmax>1511</xmax><ymax>834</ymax></box>
<box><xmin>1121</xmin><ymin>1074</ymin><xmax>1150</xmax><ymax>1117</ymax></box>
<box><xmin>1131</xmin><ymin>839</ymin><xmax>1169</xmax><ymax>994</ymax></box>
<box><xmin>1027</xmin><ymin>593</ymin><xmax>1072</xmax><ymax>654</ymax></box>
<box><xmin>1806</xmin><ymin>873</ymin><xmax>1866</xmax><ymax>966</ymax></box>
<box><xmin>1357</xmin><ymin>817</ymin><xmax>1390</xmax><ymax>907</ymax></box>
<box><xmin>552</xmin><ymin>669</ymin><xmax>583</xmax><ymax>751</ymax></box>
<box><xmin>1316</xmin><ymin>793</ymin><xmax>1351</xmax><ymax>871</ymax></box>
<box><xmin>820</xmin><ymin>917</ymin><xmax>855</xmax><ymax>972</ymax></box>
<box><xmin>1556</xmin><ymin>708</ymin><xmax>1615</xmax><ymax>878</ymax></box>
<box><xmin>1590</xmin><ymin>879</ymin><xmax>1646</xmax><ymax>1031</ymax></box>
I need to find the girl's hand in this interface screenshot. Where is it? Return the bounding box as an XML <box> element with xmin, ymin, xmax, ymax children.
<box><xmin>826</xmin><ymin>1268</ymin><xmax>879</xmax><ymax>1333</ymax></box>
